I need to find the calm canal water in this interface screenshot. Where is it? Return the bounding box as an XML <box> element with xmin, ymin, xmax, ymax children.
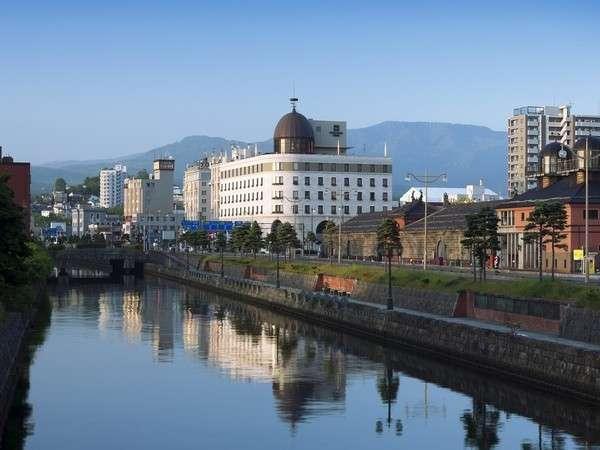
<box><xmin>10</xmin><ymin>278</ymin><xmax>600</xmax><ymax>449</ymax></box>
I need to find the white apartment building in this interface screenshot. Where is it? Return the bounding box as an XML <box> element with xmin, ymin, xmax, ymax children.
<box><xmin>123</xmin><ymin>159</ymin><xmax>174</xmax><ymax>218</ymax></box>
<box><xmin>183</xmin><ymin>158</ymin><xmax>212</xmax><ymax>220</ymax></box>
<box><xmin>507</xmin><ymin>105</ymin><xmax>600</xmax><ymax>196</ymax></box>
<box><xmin>212</xmin><ymin>100</ymin><xmax>393</xmax><ymax>238</ymax></box>
<box><xmin>99</xmin><ymin>164</ymin><xmax>127</xmax><ymax>208</ymax></box>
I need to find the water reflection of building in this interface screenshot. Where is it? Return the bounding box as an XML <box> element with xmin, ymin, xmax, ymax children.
<box><xmin>141</xmin><ymin>285</ymin><xmax>180</xmax><ymax>362</ymax></box>
<box><xmin>206</xmin><ymin>319</ymin><xmax>278</xmax><ymax>382</ymax></box>
<box><xmin>122</xmin><ymin>291</ymin><xmax>143</xmax><ymax>343</ymax></box>
<box><xmin>182</xmin><ymin>303</ymin><xmax>349</xmax><ymax>427</ymax></box>
<box><xmin>98</xmin><ymin>289</ymin><xmax>124</xmax><ymax>334</ymax></box>
<box><xmin>272</xmin><ymin>340</ymin><xmax>346</xmax><ymax>427</ymax></box>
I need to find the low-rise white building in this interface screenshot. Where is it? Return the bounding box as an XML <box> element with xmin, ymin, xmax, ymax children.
<box><xmin>123</xmin><ymin>210</ymin><xmax>184</xmax><ymax>249</ymax></box>
<box><xmin>399</xmin><ymin>181</ymin><xmax>500</xmax><ymax>204</ymax></box>
<box><xmin>71</xmin><ymin>206</ymin><xmax>122</xmax><ymax>238</ymax></box>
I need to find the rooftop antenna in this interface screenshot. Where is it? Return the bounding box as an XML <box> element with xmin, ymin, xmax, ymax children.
<box><xmin>384</xmin><ymin>141</ymin><xmax>388</xmax><ymax>157</ymax></box>
<box><xmin>290</xmin><ymin>96</ymin><xmax>298</xmax><ymax>112</ymax></box>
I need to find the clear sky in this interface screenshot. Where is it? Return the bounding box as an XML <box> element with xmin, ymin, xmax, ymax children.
<box><xmin>2</xmin><ymin>0</ymin><xmax>600</xmax><ymax>163</ymax></box>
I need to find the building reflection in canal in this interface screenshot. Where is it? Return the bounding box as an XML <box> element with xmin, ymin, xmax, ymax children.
<box><xmin>42</xmin><ymin>280</ymin><xmax>600</xmax><ymax>450</ymax></box>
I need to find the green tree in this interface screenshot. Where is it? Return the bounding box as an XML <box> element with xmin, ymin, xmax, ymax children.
<box><xmin>462</xmin><ymin>214</ymin><xmax>483</xmax><ymax>282</ymax></box>
<box><xmin>306</xmin><ymin>231</ymin><xmax>317</xmax><ymax>253</ymax></box>
<box><xmin>215</xmin><ymin>231</ymin><xmax>227</xmax><ymax>278</ymax></box>
<box><xmin>0</xmin><ymin>175</ymin><xmax>30</xmax><ymax>298</ymax></box>
<box><xmin>277</xmin><ymin>222</ymin><xmax>299</xmax><ymax>259</ymax></box>
<box><xmin>461</xmin><ymin>207</ymin><xmax>499</xmax><ymax>281</ymax></box>
<box><xmin>245</xmin><ymin>221</ymin><xmax>263</xmax><ymax>258</ymax></box>
<box><xmin>24</xmin><ymin>242</ymin><xmax>53</xmax><ymax>283</ymax></box>
<box><xmin>136</xmin><ymin>169</ymin><xmax>150</xmax><ymax>179</ymax></box>
<box><xmin>54</xmin><ymin>177</ymin><xmax>67</xmax><ymax>192</ymax></box>
<box><xmin>323</xmin><ymin>221</ymin><xmax>338</xmax><ymax>263</ymax></box>
<box><xmin>545</xmin><ymin>202</ymin><xmax>568</xmax><ymax>280</ymax></box>
<box><xmin>523</xmin><ymin>202</ymin><xmax>551</xmax><ymax>281</ymax></box>
<box><xmin>231</xmin><ymin>223</ymin><xmax>251</xmax><ymax>255</ymax></box>
<box><xmin>267</xmin><ymin>221</ymin><xmax>284</xmax><ymax>287</ymax></box>
<box><xmin>196</xmin><ymin>230</ymin><xmax>210</xmax><ymax>252</ymax></box>
<box><xmin>106</xmin><ymin>205</ymin><xmax>124</xmax><ymax>217</ymax></box>
<box><xmin>376</xmin><ymin>218</ymin><xmax>402</xmax><ymax>310</ymax></box>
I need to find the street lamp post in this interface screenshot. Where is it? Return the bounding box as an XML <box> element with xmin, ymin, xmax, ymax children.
<box><xmin>326</xmin><ymin>186</ymin><xmax>356</xmax><ymax>264</ymax></box>
<box><xmin>405</xmin><ymin>171</ymin><xmax>447</xmax><ymax>271</ymax></box>
<box><xmin>283</xmin><ymin>194</ymin><xmax>302</xmax><ymax>257</ymax></box>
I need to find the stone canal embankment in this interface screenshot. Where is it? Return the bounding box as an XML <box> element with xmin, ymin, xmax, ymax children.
<box><xmin>146</xmin><ymin>263</ymin><xmax>600</xmax><ymax>403</ymax></box>
<box><xmin>0</xmin><ymin>312</ymin><xmax>30</xmax><ymax>442</ymax></box>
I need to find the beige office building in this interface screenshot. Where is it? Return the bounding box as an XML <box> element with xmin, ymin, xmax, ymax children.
<box><xmin>124</xmin><ymin>159</ymin><xmax>175</xmax><ymax>218</ymax></box>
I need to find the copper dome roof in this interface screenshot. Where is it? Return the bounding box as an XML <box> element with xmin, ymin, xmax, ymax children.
<box><xmin>273</xmin><ymin>110</ymin><xmax>314</xmax><ymax>140</ymax></box>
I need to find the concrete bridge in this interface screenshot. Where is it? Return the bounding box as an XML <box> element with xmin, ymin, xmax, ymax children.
<box><xmin>52</xmin><ymin>248</ymin><xmax>157</xmax><ymax>279</ymax></box>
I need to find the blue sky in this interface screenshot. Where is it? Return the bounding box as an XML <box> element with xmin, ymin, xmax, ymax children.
<box><xmin>2</xmin><ymin>0</ymin><xmax>600</xmax><ymax>163</ymax></box>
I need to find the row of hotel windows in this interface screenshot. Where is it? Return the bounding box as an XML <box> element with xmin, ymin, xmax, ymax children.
<box><xmin>220</xmin><ymin>162</ymin><xmax>391</xmax><ymax>178</ymax></box>
<box><xmin>221</xmin><ymin>178</ymin><xmax>264</xmax><ymax>191</ymax></box>
<box><xmin>220</xmin><ymin>176</ymin><xmax>388</xmax><ymax>191</ymax></box>
<box><xmin>285</xmin><ymin>176</ymin><xmax>388</xmax><ymax>188</ymax></box>
<box><xmin>220</xmin><ymin>204</ymin><xmax>386</xmax><ymax>217</ymax></box>
<box><xmin>221</xmin><ymin>191</ymin><xmax>388</xmax><ymax>203</ymax></box>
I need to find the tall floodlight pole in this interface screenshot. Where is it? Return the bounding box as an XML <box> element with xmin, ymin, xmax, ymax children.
<box><xmin>338</xmin><ymin>185</ymin><xmax>342</xmax><ymax>264</ymax></box>
<box><xmin>405</xmin><ymin>171</ymin><xmax>447</xmax><ymax>271</ymax></box>
<box><xmin>568</xmin><ymin>134</ymin><xmax>596</xmax><ymax>283</ymax></box>
<box><xmin>585</xmin><ymin>136</ymin><xmax>590</xmax><ymax>284</ymax></box>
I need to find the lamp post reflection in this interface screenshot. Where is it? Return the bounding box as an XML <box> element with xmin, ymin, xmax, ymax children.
<box><xmin>375</xmin><ymin>353</ymin><xmax>402</xmax><ymax>437</ymax></box>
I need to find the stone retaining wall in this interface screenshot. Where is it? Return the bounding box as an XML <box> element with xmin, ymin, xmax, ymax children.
<box><xmin>560</xmin><ymin>306</ymin><xmax>600</xmax><ymax>345</ymax></box>
<box><xmin>455</xmin><ymin>292</ymin><xmax>562</xmax><ymax>334</ymax></box>
<box><xmin>146</xmin><ymin>264</ymin><xmax>600</xmax><ymax>401</ymax></box>
<box><xmin>0</xmin><ymin>313</ymin><xmax>30</xmax><ymax>444</ymax></box>
<box><xmin>353</xmin><ymin>282</ymin><xmax>458</xmax><ymax>316</ymax></box>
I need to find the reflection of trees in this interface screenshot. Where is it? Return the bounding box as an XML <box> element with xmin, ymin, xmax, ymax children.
<box><xmin>375</xmin><ymin>355</ymin><xmax>402</xmax><ymax>437</ymax></box>
<box><xmin>228</xmin><ymin>311</ymin><xmax>264</xmax><ymax>340</ymax></box>
<box><xmin>1</xmin><ymin>294</ymin><xmax>52</xmax><ymax>449</ymax></box>
<box><xmin>521</xmin><ymin>425</ymin><xmax>568</xmax><ymax>450</ymax></box>
<box><xmin>461</xmin><ymin>400</ymin><xmax>503</xmax><ymax>450</ymax></box>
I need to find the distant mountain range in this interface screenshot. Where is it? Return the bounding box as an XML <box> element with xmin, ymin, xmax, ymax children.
<box><xmin>31</xmin><ymin>121</ymin><xmax>507</xmax><ymax>196</ymax></box>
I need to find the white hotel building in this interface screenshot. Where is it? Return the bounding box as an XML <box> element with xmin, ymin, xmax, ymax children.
<box><xmin>211</xmin><ymin>100</ymin><xmax>393</xmax><ymax>237</ymax></box>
